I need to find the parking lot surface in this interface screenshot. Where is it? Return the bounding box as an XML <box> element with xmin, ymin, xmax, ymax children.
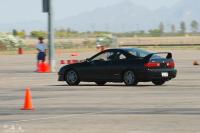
<box><xmin>0</xmin><ymin>50</ymin><xmax>200</xmax><ymax>133</ymax></box>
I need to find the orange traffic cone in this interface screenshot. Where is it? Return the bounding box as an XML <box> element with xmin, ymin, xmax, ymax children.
<box><xmin>72</xmin><ymin>60</ymin><xmax>79</xmax><ymax>64</ymax></box>
<box><xmin>60</xmin><ymin>60</ymin><xmax>66</xmax><ymax>64</ymax></box>
<box><xmin>67</xmin><ymin>60</ymin><xmax>71</xmax><ymax>65</ymax></box>
<box><xmin>37</xmin><ymin>62</ymin><xmax>51</xmax><ymax>73</ymax></box>
<box><xmin>21</xmin><ymin>88</ymin><xmax>34</xmax><ymax>110</ymax></box>
<box><xmin>71</xmin><ymin>53</ymin><xmax>80</xmax><ymax>56</ymax></box>
<box><xmin>45</xmin><ymin>63</ymin><xmax>50</xmax><ymax>72</ymax></box>
<box><xmin>38</xmin><ymin>63</ymin><xmax>45</xmax><ymax>72</ymax></box>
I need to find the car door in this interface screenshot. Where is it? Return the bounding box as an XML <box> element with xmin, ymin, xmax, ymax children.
<box><xmin>78</xmin><ymin>51</ymin><xmax>115</xmax><ymax>81</ymax></box>
<box><xmin>106</xmin><ymin>51</ymin><xmax>129</xmax><ymax>81</ymax></box>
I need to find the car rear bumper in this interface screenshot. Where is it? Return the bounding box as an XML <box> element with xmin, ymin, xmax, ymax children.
<box><xmin>138</xmin><ymin>69</ymin><xmax>177</xmax><ymax>81</ymax></box>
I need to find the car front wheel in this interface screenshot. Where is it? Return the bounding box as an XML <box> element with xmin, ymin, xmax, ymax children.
<box><xmin>65</xmin><ymin>69</ymin><xmax>80</xmax><ymax>86</ymax></box>
<box><xmin>152</xmin><ymin>80</ymin><xmax>166</xmax><ymax>86</ymax></box>
<box><xmin>123</xmin><ymin>70</ymin><xmax>138</xmax><ymax>86</ymax></box>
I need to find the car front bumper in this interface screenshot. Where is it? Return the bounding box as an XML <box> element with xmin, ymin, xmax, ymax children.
<box><xmin>58</xmin><ymin>73</ymin><xmax>65</xmax><ymax>81</ymax></box>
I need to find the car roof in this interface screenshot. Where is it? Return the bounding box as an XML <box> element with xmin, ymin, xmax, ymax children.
<box><xmin>105</xmin><ymin>48</ymin><xmax>148</xmax><ymax>52</ymax></box>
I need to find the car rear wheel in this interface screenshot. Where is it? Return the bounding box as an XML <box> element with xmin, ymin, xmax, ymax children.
<box><xmin>65</xmin><ymin>69</ymin><xmax>80</xmax><ymax>86</ymax></box>
<box><xmin>152</xmin><ymin>80</ymin><xmax>166</xmax><ymax>86</ymax></box>
<box><xmin>123</xmin><ymin>70</ymin><xmax>138</xmax><ymax>86</ymax></box>
<box><xmin>95</xmin><ymin>81</ymin><xmax>107</xmax><ymax>86</ymax></box>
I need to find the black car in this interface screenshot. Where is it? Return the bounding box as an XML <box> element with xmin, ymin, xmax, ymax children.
<box><xmin>58</xmin><ymin>48</ymin><xmax>177</xmax><ymax>86</ymax></box>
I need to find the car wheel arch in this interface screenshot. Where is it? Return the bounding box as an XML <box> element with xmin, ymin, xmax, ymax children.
<box><xmin>64</xmin><ymin>68</ymin><xmax>80</xmax><ymax>80</ymax></box>
<box><xmin>64</xmin><ymin>68</ymin><xmax>81</xmax><ymax>86</ymax></box>
<box><xmin>122</xmin><ymin>69</ymin><xmax>138</xmax><ymax>86</ymax></box>
<box><xmin>121</xmin><ymin>69</ymin><xmax>138</xmax><ymax>80</ymax></box>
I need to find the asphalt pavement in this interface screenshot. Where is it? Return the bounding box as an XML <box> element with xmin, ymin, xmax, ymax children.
<box><xmin>0</xmin><ymin>50</ymin><xmax>200</xmax><ymax>133</ymax></box>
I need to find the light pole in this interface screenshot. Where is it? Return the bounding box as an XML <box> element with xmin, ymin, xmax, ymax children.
<box><xmin>43</xmin><ymin>0</ymin><xmax>56</xmax><ymax>72</ymax></box>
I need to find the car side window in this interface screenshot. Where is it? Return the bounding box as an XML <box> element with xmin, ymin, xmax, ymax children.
<box><xmin>92</xmin><ymin>53</ymin><xmax>107</xmax><ymax>61</ymax></box>
<box><xmin>107</xmin><ymin>52</ymin><xmax>117</xmax><ymax>61</ymax></box>
<box><xmin>128</xmin><ymin>51</ymin><xmax>137</xmax><ymax>56</ymax></box>
<box><xmin>116</xmin><ymin>52</ymin><xmax>127</xmax><ymax>60</ymax></box>
<box><xmin>91</xmin><ymin>51</ymin><xmax>115</xmax><ymax>61</ymax></box>
<box><xmin>107</xmin><ymin>51</ymin><xmax>127</xmax><ymax>61</ymax></box>
<box><xmin>91</xmin><ymin>51</ymin><xmax>127</xmax><ymax>62</ymax></box>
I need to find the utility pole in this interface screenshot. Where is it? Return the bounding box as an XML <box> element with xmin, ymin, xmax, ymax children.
<box><xmin>43</xmin><ymin>0</ymin><xmax>56</xmax><ymax>72</ymax></box>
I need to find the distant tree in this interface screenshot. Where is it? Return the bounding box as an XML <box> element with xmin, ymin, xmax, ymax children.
<box><xmin>191</xmin><ymin>20</ymin><xmax>199</xmax><ymax>33</ymax></box>
<box><xmin>0</xmin><ymin>33</ymin><xmax>25</xmax><ymax>50</ymax></box>
<box><xmin>159</xmin><ymin>22</ymin><xmax>165</xmax><ymax>34</ymax></box>
<box><xmin>66</xmin><ymin>28</ymin><xmax>72</xmax><ymax>33</ymax></box>
<box><xmin>180</xmin><ymin>21</ymin><xmax>186</xmax><ymax>34</ymax></box>
<box><xmin>12</xmin><ymin>29</ymin><xmax>18</xmax><ymax>36</ymax></box>
<box><xmin>148</xmin><ymin>29</ymin><xmax>162</xmax><ymax>37</ymax></box>
<box><xmin>17</xmin><ymin>30</ymin><xmax>26</xmax><ymax>38</ymax></box>
<box><xmin>30</xmin><ymin>31</ymin><xmax>47</xmax><ymax>38</ymax></box>
<box><xmin>137</xmin><ymin>30</ymin><xmax>145</xmax><ymax>36</ymax></box>
<box><xmin>55</xmin><ymin>28</ymin><xmax>80</xmax><ymax>38</ymax></box>
<box><xmin>171</xmin><ymin>24</ymin><xmax>176</xmax><ymax>33</ymax></box>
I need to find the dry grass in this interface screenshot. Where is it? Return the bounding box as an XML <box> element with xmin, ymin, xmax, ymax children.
<box><xmin>1</xmin><ymin>36</ymin><xmax>200</xmax><ymax>55</ymax></box>
<box><xmin>118</xmin><ymin>36</ymin><xmax>200</xmax><ymax>45</ymax></box>
<box><xmin>25</xmin><ymin>36</ymin><xmax>200</xmax><ymax>46</ymax></box>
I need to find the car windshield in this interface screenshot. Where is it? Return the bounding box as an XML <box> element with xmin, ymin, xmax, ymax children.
<box><xmin>125</xmin><ymin>48</ymin><xmax>151</xmax><ymax>58</ymax></box>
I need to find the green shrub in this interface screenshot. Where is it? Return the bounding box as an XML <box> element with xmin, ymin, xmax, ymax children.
<box><xmin>30</xmin><ymin>31</ymin><xmax>47</xmax><ymax>38</ymax></box>
<box><xmin>0</xmin><ymin>33</ymin><xmax>25</xmax><ymax>50</ymax></box>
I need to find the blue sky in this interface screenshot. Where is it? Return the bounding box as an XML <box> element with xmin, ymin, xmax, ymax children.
<box><xmin>0</xmin><ymin>0</ymin><xmax>180</xmax><ymax>23</ymax></box>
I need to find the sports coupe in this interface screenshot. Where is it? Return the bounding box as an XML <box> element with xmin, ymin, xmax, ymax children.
<box><xmin>58</xmin><ymin>48</ymin><xmax>177</xmax><ymax>86</ymax></box>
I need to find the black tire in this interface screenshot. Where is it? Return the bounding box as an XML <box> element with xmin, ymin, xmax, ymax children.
<box><xmin>95</xmin><ymin>81</ymin><xmax>107</xmax><ymax>86</ymax></box>
<box><xmin>152</xmin><ymin>80</ymin><xmax>166</xmax><ymax>86</ymax></box>
<box><xmin>65</xmin><ymin>69</ymin><xmax>80</xmax><ymax>86</ymax></box>
<box><xmin>123</xmin><ymin>70</ymin><xmax>138</xmax><ymax>86</ymax></box>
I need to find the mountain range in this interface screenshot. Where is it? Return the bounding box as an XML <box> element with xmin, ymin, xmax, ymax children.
<box><xmin>1</xmin><ymin>0</ymin><xmax>200</xmax><ymax>32</ymax></box>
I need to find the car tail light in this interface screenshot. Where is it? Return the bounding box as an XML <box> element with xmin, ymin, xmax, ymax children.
<box><xmin>144</xmin><ymin>62</ymin><xmax>160</xmax><ymax>68</ymax></box>
<box><xmin>167</xmin><ymin>61</ymin><xmax>175</xmax><ymax>68</ymax></box>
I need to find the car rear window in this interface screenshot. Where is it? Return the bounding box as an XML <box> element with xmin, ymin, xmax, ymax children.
<box><xmin>125</xmin><ymin>48</ymin><xmax>151</xmax><ymax>58</ymax></box>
